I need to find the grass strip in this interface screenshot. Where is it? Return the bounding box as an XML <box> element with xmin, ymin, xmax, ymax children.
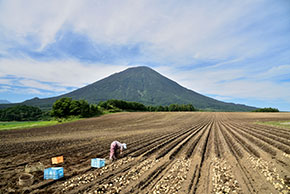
<box><xmin>256</xmin><ymin>120</ymin><xmax>290</xmax><ymax>129</ymax></box>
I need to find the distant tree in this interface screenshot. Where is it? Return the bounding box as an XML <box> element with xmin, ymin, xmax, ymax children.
<box><xmin>147</xmin><ymin>106</ymin><xmax>156</xmax><ymax>112</ymax></box>
<box><xmin>51</xmin><ymin>98</ymin><xmax>101</xmax><ymax>118</ymax></box>
<box><xmin>169</xmin><ymin>104</ymin><xmax>178</xmax><ymax>111</ymax></box>
<box><xmin>164</xmin><ymin>106</ymin><xmax>169</xmax><ymax>111</ymax></box>
<box><xmin>70</xmin><ymin>99</ymin><xmax>81</xmax><ymax>116</ymax></box>
<box><xmin>89</xmin><ymin>104</ymin><xmax>100</xmax><ymax>116</ymax></box>
<box><xmin>0</xmin><ymin>105</ymin><xmax>43</xmax><ymax>121</ymax></box>
<box><xmin>252</xmin><ymin>107</ymin><xmax>279</xmax><ymax>112</ymax></box>
<box><xmin>130</xmin><ymin>101</ymin><xmax>147</xmax><ymax>111</ymax></box>
<box><xmin>99</xmin><ymin>99</ymin><xmax>147</xmax><ymax>112</ymax></box>
<box><xmin>180</xmin><ymin>104</ymin><xmax>187</xmax><ymax>111</ymax></box>
<box><xmin>156</xmin><ymin>105</ymin><xmax>165</xmax><ymax>111</ymax></box>
<box><xmin>146</xmin><ymin>104</ymin><xmax>195</xmax><ymax>112</ymax></box>
<box><xmin>78</xmin><ymin>100</ymin><xmax>91</xmax><ymax>117</ymax></box>
<box><xmin>98</xmin><ymin>99</ymin><xmax>196</xmax><ymax>112</ymax></box>
<box><xmin>98</xmin><ymin>101</ymin><xmax>109</xmax><ymax>109</ymax></box>
<box><xmin>51</xmin><ymin>97</ymin><xmax>73</xmax><ymax>118</ymax></box>
<box><xmin>185</xmin><ymin>104</ymin><xmax>196</xmax><ymax>111</ymax></box>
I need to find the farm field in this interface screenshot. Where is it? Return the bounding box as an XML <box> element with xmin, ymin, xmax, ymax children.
<box><xmin>0</xmin><ymin>112</ymin><xmax>290</xmax><ymax>194</ymax></box>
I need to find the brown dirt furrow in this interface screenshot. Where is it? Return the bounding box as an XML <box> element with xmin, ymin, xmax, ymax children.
<box><xmin>128</xmin><ymin>160</ymin><xmax>172</xmax><ymax>193</ymax></box>
<box><xmin>248</xmin><ymin>155</ymin><xmax>290</xmax><ymax>193</ymax></box>
<box><xmin>227</xmin><ymin>122</ymin><xmax>278</xmax><ymax>156</ymax></box>
<box><xmin>186</xmin><ymin>121</ymin><xmax>212</xmax><ymax>194</ymax></box>
<box><xmin>232</xmin><ymin>122</ymin><xmax>290</xmax><ymax>147</ymax></box>
<box><xmin>132</xmin><ymin>125</ymin><xmax>195</xmax><ymax>158</ymax></box>
<box><xmin>233</xmin><ymin>123</ymin><xmax>290</xmax><ymax>154</ymax></box>
<box><xmin>211</xmin><ymin>157</ymin><xmax>242</xmax><ymax>193</ymax></box>
<box><xmin>157</xmin><ymin>123</ymin><xmax>206</xmax><ymax>160</ymax></box>
<box><xmin>213</xmin><ymin>122</ymin><xmax>224</xmax><ymax>158</ymax></box>
<box><xmin>217</xmin><ymin>122</ymin><xmax>257</xmax><ymax>194</ymax></box>
<box><xmin>222</xmin><ymin>122</ymin><xmax>260</xmax><ymax>157</ymax></box>
<box><xmin>250</xmin><ymin>123</ymin><xmax>290</xmax><ymax>137</ymax></box>
<box><xmin>127</xmin><ymin>125</ymin><xmax>206</xmax><ymax>193</ymax></box>
<box><xmin>219</xmin><ymin>123</ymin><xmax>243</xmax><ymax>158</ymax></box>
<box><xmin>185</xmin><ymin>123</ymin><xmax>209</xmax><ymax>160</ymax></box>
<box><xmin>1</xmin><ymin>112</ymin><xmax>290</xmax><ymax>193</ymax></box>
<box><xmin>62</xmin><ymin>157</ymin><xmax>137</xmax><ymax>194</ymax></box>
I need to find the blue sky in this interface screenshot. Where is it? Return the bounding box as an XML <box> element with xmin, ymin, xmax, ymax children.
<box><xmin>0</xmin><ymin>0</ymin><xmax>290</xmax><ymax>111</ymax></box>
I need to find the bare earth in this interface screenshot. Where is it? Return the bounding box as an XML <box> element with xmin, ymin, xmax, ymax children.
<box><xmin>0</xmin><ymin>112</ymin><xmax>290</xmax><ymax>194</ymax></box>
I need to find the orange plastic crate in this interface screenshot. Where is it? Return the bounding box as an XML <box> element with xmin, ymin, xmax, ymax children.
<box><xmin>51</xmin><ymin>156</ymin><xmax>64</xmax><ymax>164</ymax></box>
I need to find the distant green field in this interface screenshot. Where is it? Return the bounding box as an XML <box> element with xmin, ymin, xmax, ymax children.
<box><xmin>257</xmin><ymin>120</ymin><xmax>290</xmax><ymax>129</ymax></box>
<box><xmin>0</xmin><ymin>117</ymin><xmax>83</xmax><ymax>131</ymax></box>
<box><xmin>0</xmin><ymin>121</ymin><xmax>59</xmax><ymax>130</ymax></box>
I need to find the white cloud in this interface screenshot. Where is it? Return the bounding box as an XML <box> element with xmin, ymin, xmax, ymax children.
<box><xmin>66</xmin><ymin>0</ymin><xmax>258</xmax><ymax>60</ymax></box>
<box><xmin>0</xmin><ymin>78</ymin><xmax>13</xmax><ymax>85</ymax></box>
<box><xmin>11</xmin><ymin>88</ymin><xmax>43</xmax><ymax>95</ymax></box>
<box><xmin>0</xmin><ymin>76</ymin><xmax>69</xmax><ymax>93</ymax></box>
<box><xmin>24</xmin><ymin>88</ymin><xmax>43</xmax><ymax>95</ymax></box>
<box><xmin>1</xmin><ymin>0</ymin><xmax>288</xmax><ymax>61</ymax></box>
<box><xmin>0</xmin><ymin>0</ymin><xmax>289</xmax><ymax>108</ymax></box>
<box><xmin>0</xmin><ymin>85</ymin><xmax>10</xmax><ymax>93</ymax></box>
<box><xmin>19</xmin><ymin>79</ymin><xmax>67</xmax><ymax>92</ymax></box>
<box><xmin>156</xmin><ymin>65</ymin><xmax>290</xmax><ymax>103</ymax></box>
<box><xmin>257</xmin><ymin>64</ymin><xmax>290</xmax><ymax>79</ymax></box>
<box><xmin>0</xmin><ymin>58</ymin><xmax>129</xmax><ymax>89</ymax></box>
<box><xmin>0</xmin><ymin>0</ymin><xmax>80</xmax><ymax>50</ymax></box>
<box><xmin>0</xmin><ymin>86</ymin><xmax>43</xmax><ymax>95</ymax></box>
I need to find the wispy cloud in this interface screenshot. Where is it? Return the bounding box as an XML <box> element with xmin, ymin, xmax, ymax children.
<box><xmin>0</xmin><ymin>86</ymin><xmax>10</xmax><ymax>93</ymax></box>
<box><xmin>0</xmin><ymin>58</ymin><xmax>129</xmax><ymax>88</ymax></box>
<box><xmin>18</xmin><ymin>79</ymin><xmax>67</xmax><ymax>92</ymax></box>
<box><xmin>0</xmin><ymin>0</ymin><xmax>289</xmax><ymax>110</ymax></box>
<box><xmin>1</xmin><ymin>0</ymin><xmax>289</xmax><ymax>62</ymax></box>
<box><xmin>156</xmin><ymin>60</ymin><xmax>290</xmax><ymax>109</ymax></box>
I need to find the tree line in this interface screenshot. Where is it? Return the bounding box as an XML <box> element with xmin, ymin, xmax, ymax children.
<box><xmin>98</xmin><ymin>99</ymin><xmax>196</xmax><ymax>112</ymax></box>
<box><xmin>252</xmin><ymin>107</ymin><xmax>279</xmax><ymax>112</ymax></box>
<box><xmin>99</xmin><ymin>99</ymin><xmax>147</xmax><ymax>112</ymax></box>
<box><xmin>0</xmin><ymin>105</ymin><xmax>44</xmax><ymax>121</ymax></box>
<box><xmin>0</xmin><ymin>98</ymin><xmax>197</xmax><ymax>121</ymax></box>
<box><xmin>1</xmin><ymin>98</ymin><xmax>281</xmax><ymax>121</ymax></box>
<box><xmin>147</xmin><ymin>104</ymin><xmax>196</xmax><ymax>112</ymax></box>
<box><xmin>51</xmin><ymin>97</ymin><xmax>102</xmax><ymax>118</ymax></box>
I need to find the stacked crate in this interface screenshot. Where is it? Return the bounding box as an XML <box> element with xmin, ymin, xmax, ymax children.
<box><xmin>44</xmin><ymin>156</ymin><xmax>64</xmax><ymax>180</ymax></box>
<box><xmin>44</xmin><ymin>167</ymin><xmax>64</xmax><ymax>180</ymax></box>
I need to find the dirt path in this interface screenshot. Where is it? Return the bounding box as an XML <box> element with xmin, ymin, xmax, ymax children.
<box><xmin>0</xmin><ymin>112</ymin><xmax>290</xmax><ymax>193</ymax></box>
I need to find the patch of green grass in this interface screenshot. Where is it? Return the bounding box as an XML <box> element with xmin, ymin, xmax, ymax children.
<box><xmin>0</xmin><ymin>121</ymin><xmax>58</xmax><ymax>130</ymax></box>
<box><xmin>0</xmin><ymin>117</ymin><xmax>82</xmax><ymax>131</ymax></box>
<box><xmin>257</xmin><ymin>120</ymin><xmax>290</xmax><ymax>129</ymax></box>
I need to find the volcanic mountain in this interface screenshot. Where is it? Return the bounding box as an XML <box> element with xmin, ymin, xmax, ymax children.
<box><xmin>1</xmin><ymin>66</ymin><xmax>256</xmax><ymax>111</ymax></box>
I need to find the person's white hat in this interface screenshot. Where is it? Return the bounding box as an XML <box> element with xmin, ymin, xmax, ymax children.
<box><xmin>122</xmin><ymin>143</ymin><xmax>127</xmax><ymax>149</ymax></box>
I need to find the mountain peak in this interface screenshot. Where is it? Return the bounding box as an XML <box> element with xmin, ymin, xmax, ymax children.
<box><xmin>60</xmin><ymin>66</ymin><xmax>255</xmax><ymax>111</ymax></box>
<box><xmin>3</xmin><ymin>66</ymin><xmax>256</xmax><ymax>111</ymax></box>
<box><xmin>127</xmin><ymin>66</ymin><xmax>152</xmax><ymax>70</ymax></box>
<box><xmin>120</xmin><ymin>66</ymin><xmax>157</xmax><ymax>74</ymax></box>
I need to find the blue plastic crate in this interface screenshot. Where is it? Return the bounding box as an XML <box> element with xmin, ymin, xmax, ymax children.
<box><xmin>44</xmin><ymin>167</ymin><xmax>64</xmax><ymax>180</ymax></box>
<box><xmin>91</xmin><ymin>158</ymin><xmax>105</xmax><ymax>168</ymax></box>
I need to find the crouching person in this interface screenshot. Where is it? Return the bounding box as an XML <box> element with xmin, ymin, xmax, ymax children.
<box><xmin>109</xmin><ymin>141</ymin><xmax>127</xmax><ymax>161</ymax></box>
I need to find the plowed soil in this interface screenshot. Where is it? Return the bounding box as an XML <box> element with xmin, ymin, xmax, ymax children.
<box><xmin>1</xmin><ymin>112</ymin><xmax>290</xmax><ymax>194</ymax></box>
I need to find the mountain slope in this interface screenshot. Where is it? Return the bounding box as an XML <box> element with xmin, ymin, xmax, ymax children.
<box><xmin>1</xmin><ymin>66</ymin><xmax>256</xmax><ymax>111</ymax></box>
